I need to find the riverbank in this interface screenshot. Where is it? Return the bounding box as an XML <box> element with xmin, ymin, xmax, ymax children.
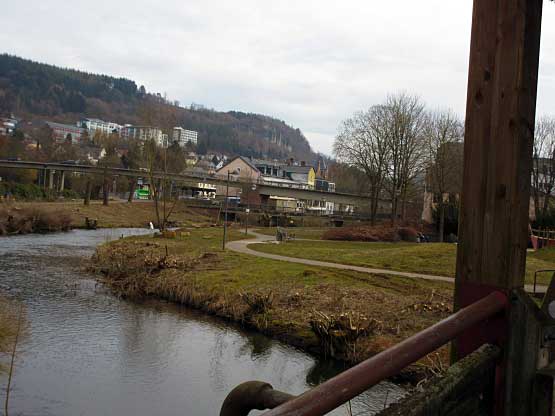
<box><xmin>90</xmin><ymin>226</ymin><xmax>453</xmax><ymax>382</ymax></box>
<box><xmin>0</xmin><ymin>206</ymin><xmax>71</xmax><ymax>235</ymax></box>
<box><xmin>2</xmin><ymin>200</ymin><xmax>214</xmax><ymax>229</ymax></box>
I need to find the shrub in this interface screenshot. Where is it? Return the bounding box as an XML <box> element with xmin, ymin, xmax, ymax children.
<box><xmin>323</xmin><ymin>225</ymin><xmax>420</xmax><ymax>242</ymax></box>
<box><xmin>0</xmin><ymin>207</ymin><xmax>72</xmax><ymax>235</ymax></box>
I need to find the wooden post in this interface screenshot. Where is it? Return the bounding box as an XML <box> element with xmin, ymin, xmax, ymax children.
<box><xmin>454</xmin><ymin>1</ymin><xmax>547</xmax><ymax>415</ymax></box>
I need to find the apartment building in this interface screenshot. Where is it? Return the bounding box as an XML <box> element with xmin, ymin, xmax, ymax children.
<box><xmin>121</xmin><ymin>125</ymin><xmax>164</xmax><ymax>146</ymax></box>
<box><xmin>46</xmin><ymin>121</ymin><xmax>86</xmax><ymax>144</ymax></box>
<box><xmin>172</xmin><ymin>127</ymin><xmax>198</xmax><ymax>147</ymax></box>
<box><xmin>79</xmin><ymin>118</ymin><xmax>121</xmax><ymax>137</ymax></box>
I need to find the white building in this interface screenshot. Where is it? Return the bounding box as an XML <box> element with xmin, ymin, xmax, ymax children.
<box><xmin>172</xmin><ymin>127</ymin><xmax>198</xmax><ymax>147</ymax></box>
<box><xmin>121</xmin><ymin>125</ymin><xmax>165</xmax><ymax>146</ymax></box>
<box><xmin>79</xmin><ymin>118</ymin><xmax>121</xmax><ymax>137</ymax></box>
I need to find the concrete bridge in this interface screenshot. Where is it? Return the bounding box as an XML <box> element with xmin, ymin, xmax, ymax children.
<box><xmin>0</xmin><ymin>159</ymin><xmax>382</xmax><ymax>210</ymax></box>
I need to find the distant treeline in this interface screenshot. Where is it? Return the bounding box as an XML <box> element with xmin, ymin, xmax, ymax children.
<box><xmin>0</xmin><ymin>54</ymin><xmax>316</xmax><ymax>161</ymax></box>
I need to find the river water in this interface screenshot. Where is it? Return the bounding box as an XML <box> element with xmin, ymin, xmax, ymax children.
<box><xmin>0</xmin><ymin>229</ymin><xmax>405</xmax><ymax>416</ymax></box>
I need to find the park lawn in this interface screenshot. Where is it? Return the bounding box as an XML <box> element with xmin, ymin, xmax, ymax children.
<box><xmin>92</xmin><ymin>225</ymin><xmax>453</xmax><ymax>374</ymax></box>
<box><xmin>254</xmin><ymin>227</ymin><xmax>333</xmax><ymax>240</ymax></box>
<box><xmin>249</xmin><ymin>240</ymin><xmax>555</xmax><ymax>285</ymax></box>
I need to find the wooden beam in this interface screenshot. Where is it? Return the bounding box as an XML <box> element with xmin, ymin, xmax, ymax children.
<box><xmin>454</xmin><ymin>2</ymin><xmax>549</xmax><ymax>414</ymax></box>
<box><xmin>455</xmin><ymin>0</ymin><xmax>544</xmax><ymax>291</ymax></box>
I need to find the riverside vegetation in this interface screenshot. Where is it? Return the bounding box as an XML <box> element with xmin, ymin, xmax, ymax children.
<box><xmin>0</xmin><ymin>206</ymin><xmax>71</xmax><ymax>235</ymax></box>
<box><xmin>90</xmin><ymin>226</ymin><xmax>454</xmax><ymax>381</ymax></box>
<box><xmin>1</xmin><ymin>200</ymin><xmax>215</xmax><ymax>233</ymax></box>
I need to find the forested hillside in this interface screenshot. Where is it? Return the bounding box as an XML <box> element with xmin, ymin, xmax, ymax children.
<box><xmin>0</xmin><ymin>54</ymin><xmax>315</xmax><ymax>161</ymax></box>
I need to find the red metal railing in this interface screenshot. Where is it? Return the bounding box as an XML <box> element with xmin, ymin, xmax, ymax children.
<box><xmin>220</xmin><ymin>291</ymin><xmax>508</xmax><ymax>416</ymax></box>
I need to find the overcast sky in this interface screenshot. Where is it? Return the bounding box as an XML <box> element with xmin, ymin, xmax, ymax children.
<box><xmin>2</xmin><ymin>1</ymin><xmax>555</xmax><ymax>155</ymax></box>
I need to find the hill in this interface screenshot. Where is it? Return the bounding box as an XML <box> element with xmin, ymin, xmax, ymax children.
<box><xmin>0</xmin><ymin>54</ymin><xmax>316</xmax><ymax>161</ymax></box>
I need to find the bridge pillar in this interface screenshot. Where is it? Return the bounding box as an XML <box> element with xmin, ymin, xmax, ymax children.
<box><xmin>59</xmin><ymin>171</ymin><xmax>65</xmax><ymax>192</ymax></box>
<box><xmin>453</xmin><ymin>1</ymin><xmax>549</xmax><ymax>415</ymax></box>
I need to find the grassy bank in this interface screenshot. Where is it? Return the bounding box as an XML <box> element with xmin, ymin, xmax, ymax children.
<box><xmin>90</xmin><ymin>226</ymin><xmax>453</xmax><ymax>380</ymax></box>
<box><xmin>0</xmin><ymin>206</ymin><xmax>72</xmax><ymax>235</ymax></box>
<box><xmin>248</xmin><ymin>239</ymin><xmax>555</xmax><ymax>285</ymax></box>
<box><xmin>7</xmin><ymin>200</ymin><xmax>214</xmax><ymax>229</ymax></box>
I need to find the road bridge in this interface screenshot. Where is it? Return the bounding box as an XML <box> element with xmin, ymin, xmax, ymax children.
<box><xmin>0</xmin><ymin>159</ymin><xmax>383</xmax><ymax>210</ymax></box>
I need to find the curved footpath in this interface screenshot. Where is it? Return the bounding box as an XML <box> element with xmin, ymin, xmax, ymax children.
<box><xmin>227</xmin><ymin>231</ymin><xmax>546</xmax><ymax>293</ymax></box>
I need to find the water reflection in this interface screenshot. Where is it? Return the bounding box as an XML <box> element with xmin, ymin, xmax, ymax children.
<box><xmin>0</xmin><ymin>229</ymin><xmax>405</xmax><ymax>416</ymax></box>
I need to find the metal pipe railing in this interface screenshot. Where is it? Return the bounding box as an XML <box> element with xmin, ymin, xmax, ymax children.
<box><xmin>257</xmin><ymin>291</ymin><xmax>508</xmax><ymax>416</ymax></box>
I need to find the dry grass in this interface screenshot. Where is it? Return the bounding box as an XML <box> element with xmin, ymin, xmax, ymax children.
<box><xmin>90</xmin><ymin>226</ymin><xmax>454</xmax><ymax>381</ymax></box>
<box><xmin>6</xmin><ymin>200</ymin><xmax>214</xmax><ymax>229</ymax></box>
<box><xmin>0</xmin><ymin>206</ymin><xmax>71</xmax><ymax>235</ymax></box>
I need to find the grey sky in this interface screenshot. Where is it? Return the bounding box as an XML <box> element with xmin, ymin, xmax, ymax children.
<box><xmin>2</xmin><ymin>1</ymin><xmax>555</xmax><ymax>155</ymax></box>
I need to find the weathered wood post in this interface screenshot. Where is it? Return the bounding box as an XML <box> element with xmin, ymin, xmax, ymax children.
<box><xmin>453</xmin><ymin>0</ymin><xmax>549</xmax><ymax>415</ymax></box>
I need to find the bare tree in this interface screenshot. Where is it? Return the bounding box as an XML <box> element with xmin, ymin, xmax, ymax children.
<box><xmin>531</xmin><ymin>116</ymin><xmax>555</xmax><ymax>218</ymax></box>
<box><xmin>143</xmin><ymin>139</ymin><xmax>178</xmax><ymax>231</ymax></box>
<box><xmin>383</xmin><ymin>93</ymin><xmax>427</xmax><ymax>224</ymax></box>
<box><xmin>424</xmin><ymin>110</ymin><xmax>464</xmax><ymax>241</ymax></box>
<box><xmin>334</xmin><ymin>106</ymin><xmax>390</xmax><ymax>224</ymax></box>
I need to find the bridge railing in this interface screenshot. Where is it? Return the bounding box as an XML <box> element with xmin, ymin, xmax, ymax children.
<box><xmin>220</xmin><ymin>291</ymin><xmax>508</xmax><ymax>416</ymax></box>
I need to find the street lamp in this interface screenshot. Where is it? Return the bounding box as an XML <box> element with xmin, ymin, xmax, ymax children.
<box><xmin>222</xmin><ymin>171</ymin><xmax>231</xmax><ymax>250</ymax></box>
<box><xmin>246</xmin><ymin>183</ymin><xmax>256</xmax><ymax>235</ymax></box>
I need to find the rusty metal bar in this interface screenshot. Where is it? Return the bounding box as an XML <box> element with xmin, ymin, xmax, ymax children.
<box><xmin>220</xmin><ymin>381</ymin><xmax>296</xmax><ymax>416</ymax></box>
<box><xmin>261</xmin><ymin>291</ymin><xmax>507</xmax><ymax>416</ymax></box>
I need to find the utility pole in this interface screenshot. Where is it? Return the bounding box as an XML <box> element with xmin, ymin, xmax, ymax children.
<box><xmin>222</xmin><ymin>171</ymin><xmax>230</xmax><ymax>250</ymax></box>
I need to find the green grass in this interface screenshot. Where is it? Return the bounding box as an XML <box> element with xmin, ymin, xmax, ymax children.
<box><xmin>94</xmin><ymin>225</ymin><xmax>455</xmax><ymax>368</ymax></box>
<box><xmin>248</xmin><ymin>240</ymin><xmax>555</xmax><ymax>285</ymax></box>
<box><xmin>254</xmin><ymin>227</ymin><xmax>333</xmax><ymax>240</ymax></box>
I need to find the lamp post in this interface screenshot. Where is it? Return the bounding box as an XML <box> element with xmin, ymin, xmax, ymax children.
<box><xmin>222</xmin><ymin>171</ymin><xmax>230</xmax><ymax>250</ymax></box>
<box><xmin>245</xmin><ymin>183</ymin><xmax>256</xmax><ymax>235</ymax></box>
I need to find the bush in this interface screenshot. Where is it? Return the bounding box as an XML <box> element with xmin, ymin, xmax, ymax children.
<box><xmin>0</xmin><ymin>182</ymin><xmax>48</xmax><ymax>200</ymax></box>
<box><xmin>323</xmin><ymin>225</ymin><xmax>420</xmax><ymax>242</ymax></box>
<box><xmin>432</xmin><ymin>203</ymin><xmax>459</xmax><ymax>237</ymax></box>
<box><xmin>533</xmin><ymin>209</ymin><xmax>555</xmax><ymax>229</ymax></box>
<box><xmin>0</xmin><ymin>207</ymin><xmax>72</xmax><ymax>235</ymax></box>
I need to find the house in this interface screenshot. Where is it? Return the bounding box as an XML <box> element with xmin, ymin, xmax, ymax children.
<box><xmin>216</xmin><ymin>156</ymin><xmax>261</xmax><ymax>181</ymax></box>
<box><xmin>283</xmin><ymin>163</ymin><xmax>316</xmax><ymax>189</ymax></box>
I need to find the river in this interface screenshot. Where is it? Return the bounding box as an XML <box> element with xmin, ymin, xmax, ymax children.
<box><xmin>0</xmin><ymin>229</ymin><xmax>405</xmax><ymax>416</ymax></box>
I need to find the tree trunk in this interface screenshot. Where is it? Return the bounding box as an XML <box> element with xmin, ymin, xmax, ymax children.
<box><xmin>128</xmin><ymin>178</ymin><xmax>136</xmax><ymax>203</ymax></box>
<box><xmin>154</xmin><ymin>180</ymin><xmax>163</xmax><ymax>231</ymax></box>
<box><xmin>84</xmin><ymin>179</ymin><xmax>91</xmax><ymax>206</ymax></box>
<box><xmin>102</xmin><ymin>177</ymin><xmax>109</xmax><ymax>206</ymax></box>
<box><xmin>542</xmin><ymin>190</ymin><xmax>550</xmax><ymax>214</ymax></box>
<box><xmin>438</xmin><ymin>200</ymin><xmax>445</xmax><ymax>242</ymax></box>
<box><xmin>390</xmin><ymin>192</ymin><xmax>398</xmax><ymax>226</ymax></box>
